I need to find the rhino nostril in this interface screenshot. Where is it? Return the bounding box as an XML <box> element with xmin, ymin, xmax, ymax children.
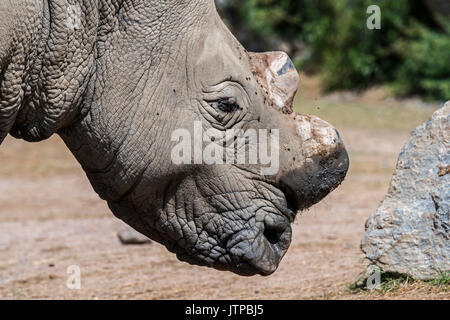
<box><xmin>264</xmin><ymin>227</ymin><xmax>281</xmax><ymax>245</ymax></box>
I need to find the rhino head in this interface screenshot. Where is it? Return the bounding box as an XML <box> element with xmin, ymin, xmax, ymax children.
<box><xmin>0</xmin><ymin>0</ymin><xmax>348</xmax><ymax>276</ymax></box>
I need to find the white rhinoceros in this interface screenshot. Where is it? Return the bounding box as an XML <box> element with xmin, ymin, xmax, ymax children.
<box><xmin>0</xmin><ymin>0</ymin><xmax>348</xmax><ymax>276</ymax></box>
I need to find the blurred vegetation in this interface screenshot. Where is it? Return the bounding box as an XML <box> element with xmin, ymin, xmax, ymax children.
<box><xmin>216</xmin><ymin>0</ymin><xmax>450</xmax><ymax>101</ymax></box>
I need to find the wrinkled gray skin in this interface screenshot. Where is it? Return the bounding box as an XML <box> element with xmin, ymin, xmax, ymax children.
<box><xmin>0</xmin><ymin>0</ymin><xmax>349</xmax><ymax>276</ymax></box>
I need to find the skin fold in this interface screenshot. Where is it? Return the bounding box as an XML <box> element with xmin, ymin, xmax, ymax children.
<box><xmin>0</xmin><ymin>0</ymin><xmax>349</xmax><ymax>276</ymax></box>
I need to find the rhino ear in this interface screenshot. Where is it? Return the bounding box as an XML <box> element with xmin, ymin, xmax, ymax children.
<box><xmin>249</xmin><ymin>51</ymin><xmax>300</xmax><ymax>114</ymax></box>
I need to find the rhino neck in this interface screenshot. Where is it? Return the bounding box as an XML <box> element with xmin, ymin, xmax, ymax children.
<box><xmin>4</xmin><ymin>0</ymin><xmax>100</xmax><ymax>143</ymax></box>
<box><xmin>57</xmin><ymin>1</ymin><xmax>211</xmax><ymax>202</ymax></box>
<box><xmin>2</xmin><ymin>0</ymin><xmax>209</xmax><ymax>145</ymax></box>
<box><xmin>1</xmin><ymin>0</ymin><xmax>212</xmax><ymax>201</ymax></box>
<box><xmin>0</xmin><ymin>0</ymin><xmax>43</xmax><ymax>144</ymax></box>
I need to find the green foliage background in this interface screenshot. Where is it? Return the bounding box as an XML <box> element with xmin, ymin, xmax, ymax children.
<box><xmin>217</xmin><ymin>0</ymin><xmax>450</xmax><ymax>101</ymax></box>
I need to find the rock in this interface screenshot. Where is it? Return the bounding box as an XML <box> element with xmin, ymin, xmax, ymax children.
<box><xmin>117</xmin><ymin>227</ymin><xmax>152</xmax><ymax>245</ymax></box>
<box><xmin>361</xmin><ymin>102</ymin><xmax>450</xmax><ymax>280</ymax></box>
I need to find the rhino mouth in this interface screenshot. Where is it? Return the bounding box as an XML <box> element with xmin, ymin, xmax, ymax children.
<box><xmin>225</xmin><ymin>217</ymin><xmax>293</xmax><ymax>276</ymax></box>
<box><xmin>167</xmin><ymin>175</ymin><xmax>297</xmax><ymax>277</ymax></box>
<box><xmin>176</xmin><ymin>214</ymin><xmax>292</xmax><ymax>277</ymax></box>
<box><xmin>169</xmin><ymin>155</ymin><xmax>350</xmax><ymax>276</ymax></box>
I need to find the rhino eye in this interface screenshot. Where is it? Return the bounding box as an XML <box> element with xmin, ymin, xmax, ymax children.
<box><xmin>210</xmin><ymin>98</ymin><xmax>242</xmax><ymax>113</ymax></box>
<box><xmin>201</xmin><ymin>92</ymin><xmax>246</xmax><ymax>130</ymax></box>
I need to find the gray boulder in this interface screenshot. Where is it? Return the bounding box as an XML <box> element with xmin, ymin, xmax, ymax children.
<box><xmin>361</xmin><ymin>102</ymin><xmax>449</xmax><ymax>280</ymax></box>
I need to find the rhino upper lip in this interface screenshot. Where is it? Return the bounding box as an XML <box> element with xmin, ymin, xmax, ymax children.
<box><xmin>250</xmin><ymin>176</ymin><xmax>298</xmax><ymax>222</ymax></box>
<box><xmin>225</xmin><ymin>227</ymin><xmax>288</xmax><ymax>277</ymax></box>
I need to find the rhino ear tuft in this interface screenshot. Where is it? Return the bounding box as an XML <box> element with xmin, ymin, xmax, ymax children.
<box><xmin>249</xmin><ymin>51</ymin><xmax>300</xmax><ymax>114</ymax></box>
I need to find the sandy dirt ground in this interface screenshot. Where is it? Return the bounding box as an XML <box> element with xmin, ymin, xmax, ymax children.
<box><xmin>0</xmin><ymin>92</ymin><xmax>448</xmax><ymax>299</ymax></box>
